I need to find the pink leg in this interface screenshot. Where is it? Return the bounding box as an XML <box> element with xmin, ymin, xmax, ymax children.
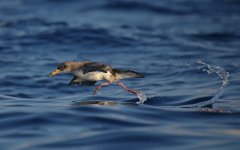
<box><xmin>93</xmin><ymin>82</ymin><xmax>111</xmax><ymax>95</ymax></box>
<box><xmin>117</xmin><ymin>82</ymin><xmax>140</xmax><ymax>95</ymax></box>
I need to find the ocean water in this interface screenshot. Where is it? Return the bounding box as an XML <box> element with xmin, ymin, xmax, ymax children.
<box><xmin>0</xmin><ymin>0</ymin><xmax>240</xmax><ymax>149</ymax></box>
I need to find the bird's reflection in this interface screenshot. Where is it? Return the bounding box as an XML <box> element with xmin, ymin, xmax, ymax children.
<box><xmin>71</xmin><ymin>100</ymin><xmax>138</xmax><ymax>107</ymax></box>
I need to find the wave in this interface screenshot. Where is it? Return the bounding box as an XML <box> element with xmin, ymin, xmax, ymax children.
<box><xmin>101</xmin><ymin>1</ymin><xmax>186</xmax><ymax>15</ymax></box>
<box><xmin>131</xmin><ymin>60</ymin><xmax>230</xmax><ymax>112</ymax></box>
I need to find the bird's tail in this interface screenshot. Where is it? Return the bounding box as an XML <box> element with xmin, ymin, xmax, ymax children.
<box><xmin>113</xmin><ymin>68</ymin><xmax>144</xmax><ymax>80</ymax></box>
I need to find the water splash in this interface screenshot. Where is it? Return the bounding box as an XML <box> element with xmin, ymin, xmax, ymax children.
<box><xmin>137</xmin><ymin>92</ymin><xmax>147</xmax><ymax>104</ymax></box>
<box><xmin>195</xmin><ymin>59</ymin><xmax>229</xmax><ymax>108</ymax></box>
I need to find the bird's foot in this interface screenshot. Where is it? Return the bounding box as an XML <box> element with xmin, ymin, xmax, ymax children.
<box><xmin>93</xmin><ymin>86</ymin><xmax>101</xmax><ymax>95</ymax></box>
<box><xmin>93</xmin><ymin>91</ymin><xmax>98</xmax><ymax>95</ymax></box>
<box><xmin>92</xmin><ymin>82</ymin><xmax>111</xmax><ymax>96</ymax></box>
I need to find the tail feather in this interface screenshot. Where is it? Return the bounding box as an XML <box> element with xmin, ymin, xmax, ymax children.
<box><xmin>113</xmin><ymin>68</ymin><xmax>144</xmax><ymax>80</ymax></box>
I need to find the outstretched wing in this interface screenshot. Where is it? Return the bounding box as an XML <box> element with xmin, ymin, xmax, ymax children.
<box><xmin>82</xmin><ymin>62</ymin><xmax>113</xmax><ymax>74</ymax></box>
<box><xmin>68</xmin><ymin>76</ymin><xmax>96</xmax><ymax>86</ymax></box>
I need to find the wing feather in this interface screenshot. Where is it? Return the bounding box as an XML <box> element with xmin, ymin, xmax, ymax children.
<box><xmin>82</xmin><ymin>62</ymin><xmax>113</xmax><ymax>74</ymax></box>
<box><xmin>68</xmin><ymin>76</ymin><xmax>96</xmax><ymax>86</ymax></box>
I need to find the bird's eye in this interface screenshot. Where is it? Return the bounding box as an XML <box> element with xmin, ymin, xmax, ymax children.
<box><xmin>57</xmin><ymin>65</ymin><xmax>66</xmax><ymax>70</ymax></box>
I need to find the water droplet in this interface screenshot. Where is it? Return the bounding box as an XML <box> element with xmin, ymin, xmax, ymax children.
<box><xmin>195</xmin><ymin>60</ymin><xmax>229</xmax><ymax>108</ymax></box>
<box><xmin>136</xmin><ymin>92</ymin><xmax>147</xmax><ymax>104</ymax></box>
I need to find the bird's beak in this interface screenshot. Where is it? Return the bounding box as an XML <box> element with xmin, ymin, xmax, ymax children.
<box><xmin>49</xmin><ymin>69</ymin><xmax>61</xmax><ymax>77</ymax></box>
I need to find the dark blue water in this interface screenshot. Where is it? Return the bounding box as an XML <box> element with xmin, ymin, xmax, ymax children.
<box><xmin>0</xmin><ymin>0</ymin><xmax>240</xmax><ymax>149</ymax></box>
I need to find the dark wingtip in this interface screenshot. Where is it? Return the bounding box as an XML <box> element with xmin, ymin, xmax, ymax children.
<box><xmin>131</xmin><ymin>70</ymin><xmax>144</xmax><ymax>78</ymax></box>
<box><xmin>136</xmin><ymin>73</ymin><xmax>144</xmax><ymax>78</ymax></box>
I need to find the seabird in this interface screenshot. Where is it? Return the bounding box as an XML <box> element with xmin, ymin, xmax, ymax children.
<box><xmin>49</xmin><ymin>61</ymin><xmax>144</xmax><ymax>95</ymax></box>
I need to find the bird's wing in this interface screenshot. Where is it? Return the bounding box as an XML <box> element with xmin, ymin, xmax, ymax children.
<box><xmin>68</xmin><ymin>76</ymin><xmax>83</xmax><ymax>85</ymax></box>
<box><xmin>81</xmin><ymin>80</ymin><xmax>97</xmax><ymax>86</ymax></box>
<box><xmin>82</xmin><ymin>62</ymin><xmax>113</xmax><ymax>74</ymax></box>
<box><xmin>68</xmin><ymin>76</ymin><xmax>96</xmax><ymax>86</ymax></box>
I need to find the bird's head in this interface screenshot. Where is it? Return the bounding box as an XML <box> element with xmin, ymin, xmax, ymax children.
<box><xmin>49</xmin><ymin>62</ymin><xmax>74</xmax><ymax>77</ymax></box>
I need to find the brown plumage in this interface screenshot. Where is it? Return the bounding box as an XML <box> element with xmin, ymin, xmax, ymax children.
<box><xmin>49</xmin><ymin>61</ymin><xmax>144</xmax><ymax>95</ymax></box>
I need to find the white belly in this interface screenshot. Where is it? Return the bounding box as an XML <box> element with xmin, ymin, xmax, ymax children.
<box><xmin>73</xmin><ymin>70</ymin><xmax>111</xmax><ymax>81</ymax></box>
